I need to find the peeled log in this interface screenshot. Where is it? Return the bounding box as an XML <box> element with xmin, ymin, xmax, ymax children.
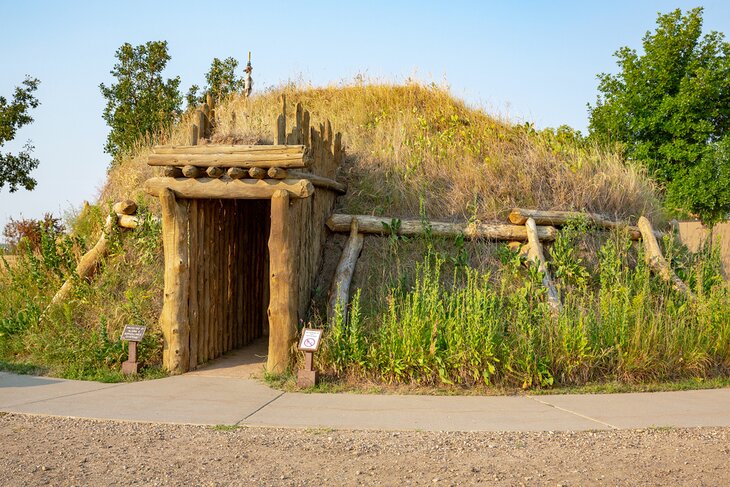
<box><xmin>509</xmin><ymin>208</ymin><xmax>626</xmax><ymax>227</ymax></box>
<box><xmin>143</xmin><ymin>177</ymin><xmax>314</xmax><ymax>200</ymax></box>
<box><xmin>118</xmin><ymin>215</ymin><xmax>141</xmax><ymax>229</ymax></box>
<box><xmin>50</xmin><ymin>215</ymin><xmax>117</xmax><ymax>306</ymax></box>
<box><xmin>113</xmin><ymin>200</ymin><xmax>137</xmax><ymax>215</ymax></box>
<box><xmin>289</xmin><ymin>171</ymin><xmax>347</xmax><ymax>194</ymax></box>
<box><xmin>508</xmin><ymin>208</ymin><xmax>659</xmax><ymax>241</ymax></box>
<box><xmin>525</xmin><ymin>218</ymin><xmax>561</xmax><ymax>313</ymax></box>
<box><xmin>116</xmin><ymin>214</ymin><xmax>159</xmax><ymax>229</ymax></box>
<box><xmin>159</xmin><ymin>188</ymin><xmax>190</xmax><ymax>374</ymax></box>
<box><xmin>267</xmin><ymin>190</ymin><xmax>297</xmax><ymax>373</ymax></box>
<box><xmin>153</xmin><ymin>144</ymin><xmax>305</xmax><ymax>155</ymax></box>
<box><xmin>637</xmin><ymin>216</ymin><xmax>694</xmax><ymax>298</ymax></box>
<box><xmin>326</xmin><ymin>214</ymin><xmax>557</xmax><ymax>242</ymax></box>
<box><xmin>327</xmin><ymin>218</ymin><xmax>364</xmax><ymax>324</ymax></box>
<box><xmin>149</xmin><ymin>152</ymin><xmax>307</xmax><ymax>168</ymax></box>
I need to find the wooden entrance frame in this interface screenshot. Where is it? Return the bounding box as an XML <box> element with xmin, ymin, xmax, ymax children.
<box><xmin>145</xmin><ymin>99</ymin><xmax>345</xmax><ymax>374</ymax></box>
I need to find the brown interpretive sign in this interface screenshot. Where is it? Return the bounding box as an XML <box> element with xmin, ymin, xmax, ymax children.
<box><xmin>121</xmin><ymin>325</ymin><xmax>146</xmax><ymax>342</ymax></box>
<box><xmin>121</xmin><ymin>325</ymin><xmax>146</xmax><ymax>375</ymax></box>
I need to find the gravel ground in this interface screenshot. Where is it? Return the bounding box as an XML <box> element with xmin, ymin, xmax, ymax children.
<box><xmin>1</xmin><ymin>413</ymin><xmax>728</xmax><ymax>486</ymax></box>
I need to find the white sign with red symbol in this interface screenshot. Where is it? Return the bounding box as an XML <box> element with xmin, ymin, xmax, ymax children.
<box><xmin>298</xmin><ymin>328</ymin><xmax>323</xmax><ymax>352</ymax></box>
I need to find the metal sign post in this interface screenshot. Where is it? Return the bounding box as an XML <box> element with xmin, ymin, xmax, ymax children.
<box><xmin>121</xmin><ymin>325</ymin><xmax>146</xmax><ymax>375</ymax></box>
<box><xmin>297</xmin><ymin>328</ymin><xmax>323</xmax><ymax>387</ymax></box>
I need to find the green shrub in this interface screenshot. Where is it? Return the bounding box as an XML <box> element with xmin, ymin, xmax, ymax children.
<box><xmin>0</xmin><ymin>204</ymin><xmax>164</xmax><ymax>381</ymax></box>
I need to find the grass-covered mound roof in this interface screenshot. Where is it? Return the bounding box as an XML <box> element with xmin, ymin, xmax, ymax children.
<box><xmin>103</xmin><ymin>82</ymin><xmax>663</xmax><ymax>224</ymax></box>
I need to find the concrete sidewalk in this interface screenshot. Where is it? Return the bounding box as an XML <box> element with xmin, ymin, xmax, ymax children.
<box><xmin>1</xmin><ymin>372</ymin><xmax>728</xmax><ymax>432</ymax></box>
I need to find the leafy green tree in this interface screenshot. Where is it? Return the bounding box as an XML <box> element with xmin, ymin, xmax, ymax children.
<box><xmin>186</xmin><ymin>57</ymin><xmax>244</xmax><ymax>107</ymax></box>
<box><xmin>99</xmin><ymin>41</ymin><xmax>182</xmax><ymax>160</ymax></box>
<box><xmin>0</xmin><ymin>76</ymin><xmax>40</xmax><ymax>192</ymax></box>
<box><xmin>588</xmin><ymin>8</ymin><xmax>730</xmax><ymax>224</ymax></box>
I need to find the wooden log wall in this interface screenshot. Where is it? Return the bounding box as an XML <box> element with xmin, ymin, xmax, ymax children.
<box><xmin>281</xmin><ymin>101</ymin><xmax>344</xmax><ymax>321</ymax></box>
<box><xmin>153</xmin><ymin>96</ymin><xmax>345</xmax><ymax>374</ymax></box>
<box><xmin>182</xmin><ymin>198</ymin><xmax>270</xmax><ymax>370</ymax></box>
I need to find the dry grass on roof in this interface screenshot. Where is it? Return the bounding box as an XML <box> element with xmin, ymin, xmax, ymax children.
<box><xmin>102</xmin><ymin>81</ymin><xmax>664</xmax><ymax>226</ymax></box>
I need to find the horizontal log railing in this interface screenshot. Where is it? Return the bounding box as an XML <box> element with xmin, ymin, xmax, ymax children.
<box><xmin>326</xmin><ymin>214</ymin><xmax>558</xmax><ymax>242</ymax></box>
<box><xmin>508</xmin><ymin>208</ymin><xmax>662</xmax><ymax>240</ymax></box>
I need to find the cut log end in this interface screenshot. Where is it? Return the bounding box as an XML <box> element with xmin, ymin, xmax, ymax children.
<box><xmin>182</xmin><ymin>165</ymin><xmax>204</xmax><ymax>178</ymax></box>
<box><xmin>227</xmin><ymin>167</ymin><xmax>246</xmax><ymax>179</ymax></box>
<box><xmin>267</xmin><ymin>167</ymin><xmax>288</xmax><ymax>179</ymax></box>
<box><xmin>113</xmin><ymin>200</ymin><xmax>137</xmax><ymax>216</ymax></box>
<box><xmin>249</xmin><ymin>167</ymin><xmax>266</xmax><ymax>179</ymax></box>
<box><xmin>206</xmin><ymin>166</ymin><xmax>225</xmax><ymax>178</ymax></box>
<box><xmin>163</xmin><ymin>166</ymin><xmax>183</xmax><ymax>178</ymax></box>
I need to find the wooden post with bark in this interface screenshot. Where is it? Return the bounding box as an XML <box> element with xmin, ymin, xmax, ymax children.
<box><xmin>525</xmin><ymin>217</ymin><xmax>561</xmax><ymax>313</ymax></box>
<box><xmin>327</xmin><ymin>218</ymin><xmax>364</xmax><ymax>324</ymax></box>
<box><xmin>159</xmin><ymin>188</ymin><xmax>190</xmax><ymax>374</ymax></box>
<box><xmin>267</xmin><ymin>190</ymin><xmax>297</xmax><ymax>373</ymax></box>
<box><xmin>49</xmin><ymin>214</ymin><xmax>117</xmax><ymax>306</ymax></box>
<box><xmin>275</xmin><ymin>95</ymin><xmax>286</xmax><ymax>145</ymax></box>
<box><xmin>327</xmin><ymin>214</ymin><xmax>558</xmax><ymax>241</ymax></box>
<box><xmin>637</xmin><ymin>216</ymin><xmax>694</xmax><ymax>298</ymax></box>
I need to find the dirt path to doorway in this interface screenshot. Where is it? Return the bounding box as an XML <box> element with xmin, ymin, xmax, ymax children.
<box><xmin>186</xmin><ymin>337</ymin><xmax>268</xmax><ymax>379</ymax></box>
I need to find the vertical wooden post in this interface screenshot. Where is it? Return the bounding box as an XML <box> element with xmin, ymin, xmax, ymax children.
<box><xmin>276</xmin><ymin>94</ymin><xmax>286</xmax><ymax>145</ymax></box>
<box><xmin>216</xmin><ymin>202</ymin><xmax>224</xmax><ymax>357</ymax></box>
<box><xmin>235</xmin><ymin>202</ymin><xmax>244</xmax><ymax>348</ymax></box>
<box><xmin>159</xmin><ymin>188</ymin><xmax>190</xmax><ymax>374</ymax></box>
<box><xmin>220</xmin><ymin>202</ymin><xmax>227</xmax><ymax>354</ymax></box>
<box><xmin>638</xmin><ymin>216</ymin><xmax>694</xmax><ymax>298</ymax></box>
<box><xmin>196</xmin><ymin>109</ymin><xmax>206</xmax><ymax>141</ymax></box>
<box><xmin>525</xmin><ymin>217</ymin><xmax>561</xmax><ymax>313</ymax></box>
<box><xmin>190</xmin><ymin>124</ymin><xmax>199</xmax><ymax>146</ymax></box>
<box><xmin>203</xmin><ymin>202</ymin><xmax>212</xmax><ymax>362</ymax></box>
<box><xmin>188</xmin><ymin>200</ymin><xmax>199</xmax><ymax>370</ymax></box>
<box><xmin>267</xmin><ymin>190</ymin><xmax>297</xmax><ymax>373</ymax></box>
<box><xmin>207</xmin><ymin>93</ymin><xmax>216</xmax><ymax>134</ymax></box>
<box><xmin>225</xmin><ymin>201</ymin><xmax>233</xmax><ymax>353</ymax></box>
<box><xmin>301</xmin><ymin>110</ymin><xmax>310</xmax><ymax>147</ymax></box>
<box><xmin>276</xmin><ymin>116</ymin><xmax>286</xmax><ymax>145</ymax></box>
<box><xmin>327</xmin><ymin>218</ymin><xmax>364</xmax><ymax>324</ymax></box>
<box><xmin>210</xmin><ymin>202</ymin><xmax>220</xmax><ymax>359</ymax></box>
<box><xmin>295</xmin><ymin>103</ymin><xmax>303</xmax><ymax>144</ymax></box>
<box><xmin>198</xmin><ymin>200</ymin><xmax>208</xmax><ymax>364</ymax></box>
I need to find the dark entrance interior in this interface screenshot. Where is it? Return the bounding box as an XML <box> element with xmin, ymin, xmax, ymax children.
<box><xmin>186</xmin><ymin>198</ymin><xmax>270</xmax><ymax>368</ymax></box>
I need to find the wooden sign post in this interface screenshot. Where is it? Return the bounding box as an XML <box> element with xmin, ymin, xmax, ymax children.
<box><xmin>121</xmin><ymin>325</ymin><xmax>146</xmax><ymax>375</ymax></box>
<box><xmin>297</xmin><ymin>328</ymin><xmax>323</xmax><ymax>387</ymax></box>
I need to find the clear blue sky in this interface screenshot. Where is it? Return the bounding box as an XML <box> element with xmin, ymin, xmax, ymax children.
<box><xmin>2</xmin><ymin>1</ymin><xmax>729</xmax><ymax>235</ymax></box>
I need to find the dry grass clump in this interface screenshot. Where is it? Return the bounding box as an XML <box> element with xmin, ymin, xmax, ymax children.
<box><xmin>102</xmin><ymin>80</ymin><xmax>663</xmax><ymax>226</ymax></box>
